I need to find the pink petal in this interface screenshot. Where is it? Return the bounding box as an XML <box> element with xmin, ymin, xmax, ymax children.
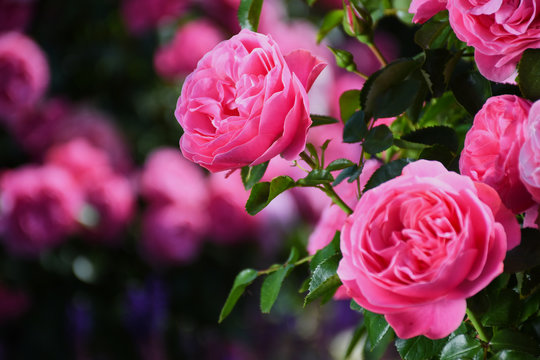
<box><xmin>284</xmin><ymin>49</ymin><xmax>326</xmax><ymax>92</ymax></box>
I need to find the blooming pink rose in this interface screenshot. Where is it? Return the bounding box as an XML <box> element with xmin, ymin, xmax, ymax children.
<box><xmin>0</xmin><ymin>32</ymin><xmax>49</xmax><ymax>121</ymax></box>
<box><xmin>408</xmin><ymin>0</ymin><xmax>447</xmax><ymax>24</ymax></box>
<box><xmin>447</xmin><ymin>0</ymin><xmax>540</xmax><ymax>83</ymax></box>
<box><xmin>140</xmin><ymin>204</ymin><xmax>206</xmax><ymax>266</ymax></box>
<box><xmin>460</xmin><ymin>95</ymin><xmax>533</xmax><ymax>214</ymax></box>
<box><xmin>519</xmin><ymin>100</ymin><xmax>540</xmax><ymax>203</ymax></box>
<box><xmin>140</xmin><ymin>147</ymin><xmax>208</xmax><ymax>209</ymax></box>
<box><xmin>0</xmin><ymin>0</ymin><xmax>34</xmax><ymax>33</ymax></box>
<box><xmin>121</xmin><ymin>0</ymin><xmax>187</xmax><ymax>34</ymax></box>
<box><xmin>0</xmin><ymin>165</ymin><xmax>83</xmax><ymax>256</ymax></box>
<box><xmin>154</xmin><ymin>20</ymin><xmax>225</xmax><ymax>80</ymax></box>
<box><xmin>175</xmin><ymin>29</ymin><xmax>326</xmax><ymax>172</ymax></box>
<box><xmin>337</xmin><ymin>160</ymin><xmax>519</xmax><ymax>339</ymax></box>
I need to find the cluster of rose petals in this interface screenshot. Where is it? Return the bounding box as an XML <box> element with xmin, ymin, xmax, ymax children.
<box><xmin>337</xmin><ymin>160</ymin><xmax>520</xmax><ymax>339</ymax></box>
<box><xmin>121</xmin><ymin>0</ymin><xmax>187</xmax><ymax>34</ymax></box>
<box><xmin>0</xmin><ymin>32</ymin><xmax>49</xmax><ymax>121</ymax></box>
<box><xmin>154</xmin><ymin>20</ymin><xmax>225</xmax><ymax>80</ymax></box>
<box><xmin>0</xmin><ymin>0</ymin><xmax>34</xmax><ymax>33</ymax></box>
<box><xmin>460</xmin><ymin>95</ymin><xmax>533</xmax><ymax>214</ymax></box>
<box><xmin>46</xmin><ymin>138</ymin><xmax>135</xmax><ymax>244</ymax></box>
<box><xmin>447</xmin><ymin>0</ymin><xmax>540</xmax><ymax>83</ymax></box>
<box><xmin>175</xmin><ymin>29</ymin><xmax>326</xmax><ymax>173</ymax></box>
<box><xmin>519</xmin><ymin>100</ymin><xmax>540</xmax><ymax>204</ymax></box>
<box><xmin>0</xmin><ymin>165</ymin><xmax>84</xmax><ymax>256</ymax></box>
<box><xmin>139</xmin><ymin>148</ymin><xmax>209</xmax><ymax>265</ymax></box>
<box><xmin>409</xmin><ymin>0</ymin><xmax>447</xmax><ymax>24</ymax></box>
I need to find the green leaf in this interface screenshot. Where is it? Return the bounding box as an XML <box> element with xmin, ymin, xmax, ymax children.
<box><xmin>306</xmin><ymin>143</ymin><xmax>320</xmax><ymax>168</ymax></box>
<box><xmin>504</xmin><ymin>228</ymin><xmax>540</xmax><ymax>273</ymax></box>
<box><xmin>490</xmin><ymin>329</ymin><xmax>540</xmax><ymax>356</ymax></box>
<box><xmin>346</xmin><ymin>164</ymin><xmax>364</xmax><ymax>183</ymax></box>
<box><xmin>343</xmin><ymin>111</ymin><xmax>368</xmax><ymax>143</ymax></box>
<box><xmin>440</xmin><ymin>334</ymin><xmax>483</xmax><ymax>360</ymax></box>
<box><xmin>418</xmin><ymin>144</ymin><xmax>455</xmax><ymax>168</ymax></box>
<box><xmin>346</xmin><ymin>323</ymin><xmax>366</xmax><ymax>359</ymax></box>
<box><xmin>237</xmin><ymin>0</ymin><xmax>264</xmax><ymax>31</ymax></box>
<box><xmin>361</xmin><ymin>58</ymin><xmax>423</xmax><ymax>119</ymax></box>
<box><xmin>350</xmin><ymin>299</ymin><xmax>363</xmax><ymax>313</ymax></box>
<box><xmin>219</xmin><ymin>269</ymin><xmax>258</xmax><ymax>323</ymax></box>
<box><xmin>401</xmin><ymin>126</ymin><xmax>458</xmax><ymax>152</ymax></box>
<box><xmin>363</xmin><ymin>309</ymin><xmax>392</xmax><ymax>351</ymax></box>
<box><xmin>310</xmin><ymin>231</ymin><xmax>340</xmax><ymax>272</ymax></box>
<box><xmin>311</xmin><ymin>114</ymin><xmax>339</xmax><ymax>127</ymax></box>
<box><xmin>296</xmin><ymin>169</ymin><xmax>334</xmax><ymax>186</ymax></box>
<box><xmin>492</xmin><ymin>350</ymin><xmax>538</xmax><ymax>360</ymax></box>
<box><xmin>317</xmin><ymin>9</ymin><xmax>343</xmax><ymax>44</ymax></box>
<box><xmin>364</xmin><ymin>159</ymin><xmax>412</xmax><ymax>191</ymax></box>
<box><xmin>260</xmin><ymin>248</ymin><xmax>298</xmax><ymax>314</ymax></box>
<box><xmin>241</xmin><ymin>161</ymin><xmax>269</xmax><ymax>190</ymax></box>
<box><xmin>363</xmin><ymin>125</ymin><xmax>394</xmax><ymax>154</ymax></box>
<box><xmin>328</xmin><ymin>46</ymin><xmax>357</xmax><ymax>73</ymax></box>
<box><xmin>245</xmin><ymin>176</ymin><xmax>296</xmax><ymax>215</ymax></box>
<box><xmin>414</xmin><ymin>19</ymin><xmax>452</xmax><ymax>49</ymax></box>
<box><xmin>339</xmin><ymin>89</ymin><xmax>362</xmax><ymax>123</ymax></box>
<box><xmin>332</xmin><ymin>165</ymin><xmax>359</xmax><ymax>186</ymax></box>
<box><xmin>307</xmin><ymin>0</ymin><xmax>317</xmax><ymax>5</ymax></box>
<box><xmin>304</xmin><ymin>254</ymin><xmax>341</xmax><ymax>306</ymax></box>
<box><xmin>481</xmin><ymin>288</ymin><xmax>521</xmax><ymax>326</ymax></box>
<box><xmin>396</xmin><ymin>335</ymin><xmax>448</xmax><ymax>360</ymax></box>
<box><xmin>450</xmin><ymin>61</ymin><xmax>492</xmax><ymax>115</ymax></box>
<box><xmin>518</xmin><ymin>49</ymin><xmax>540</xmax><ymax>101</ymax></box>
<box><xmin>326</xmin><ymin>158</ymin><xmax>355</xmax><ymax>171</ymax></box>
<box><xmin>423</xmin><ymin>49</ymin><xmax>453</xmax><ymax>97</ymax></box>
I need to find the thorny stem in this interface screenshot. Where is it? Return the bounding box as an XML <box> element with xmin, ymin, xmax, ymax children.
<box><xmin>299</xmin><ymin>151</ymin><xmax>354</xmax><ymax>215</ymax></box>
<box><xmin>466</xmin><ymin>307</ymin><xmax>489</xmax><ymax>343</ymax></box>
<box><xmin>257</xmin><ymin>255</ymin><xmax>314</xmax><ymax>276</ymax></box>
<box><xmin>368</xmin><ymin>42</ymin><xmax>388</xmax><ymax>67</ymax></box>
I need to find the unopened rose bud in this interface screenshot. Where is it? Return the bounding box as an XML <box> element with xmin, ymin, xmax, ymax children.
<box><xmin>341</xmin><ymin>0</ymin><xmax>373</xmax><ymax>44</ymax></box>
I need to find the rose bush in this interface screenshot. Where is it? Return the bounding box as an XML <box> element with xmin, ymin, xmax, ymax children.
<box><xmin>175</xmin><ymin>29</ymin><xmax>326</xmax><ymax>172</ymax></box>
<box><xmin>460</xmin><ymin>95</ymin><xmax>533</xmax><ymax>214</ymax></box>
<box><xmin>520</xmin><ymin>100</ymin><xmax>540</xmax><ymax>204</ymax></box>
<box><xmin>337</xmin><ymin>160</ymin><xmax>520</xmax><ymax>339</ymax></box>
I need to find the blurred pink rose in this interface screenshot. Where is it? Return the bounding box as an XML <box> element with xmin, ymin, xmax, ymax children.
<box><xmin>0</xmin><ymin>32</ymin><xmax>49</xmax><ymax>121</ymax></box>
<box><xmin>154</xmin><ymin>20</ymin><xmax>225</xmax><ymax>80</ymax></box>
<box><xmin>447</xmin><ymin>0</ymin><xmax>540</xmax><ymax>83</ymax></box>
<box><xmin>337</xmin><ymin>160</ymin><xmax>519</xmax><ymax>339</ymax></box>
<box><xmin>0</xmin><ymin>165</ymin><xmax>83</xmax><ymax>256</ymax></box>
<box><xmin>141</xmin><ymin>204</ymin><xmax>206</xmax><ymax>266</ymax></box>
<box><xmin>0</xmin><ymin>0</ymin><xmax>34</xmax><ymax>33</ymax></box>
<box><xmin>47</xmin><ymin>138</ymin><xmax>135</xmax><ymax>244</ymax></box>
<box><xmin>175</xmin><ymin>29</ymin><xmax>326</xmax><ymax>172</ymax></box>
<box><xmin>520</xmin><ymin>100</ymin><xmax>540</xmax><ymax>203</ymax></box>
<box><xmin>460</xmin><ymin>95</ymin><xmax>533</xmax><ymax>214</ymax></box>
<box><xmin>140</xmin><ymin>147</ymin><xmax>208</xmax><ymax>209</ymax></box>
<box><xmin>121</xmin><ymin>0</ymin><xmax>187</xmax><ymax>34</ymax></box>
<box><xmin>408</xmin><ymin>0</ymin><xmax>447</xmax><ymax>24</ymax></box>
<box><xmin>0</xmin><ymin>284</ymin><xmax>30</xmax><ymax>322</ymax></box>
<box><xmin>206</xmin><ymin>172</ymin><xmax>258</xmax><ymax>244</ymax></box>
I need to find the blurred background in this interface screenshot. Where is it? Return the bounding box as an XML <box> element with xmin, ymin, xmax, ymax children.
<box><xmin>0</xmin><ymin>0</ymin><xmax>417</xmax><ymax>358</ymax></box>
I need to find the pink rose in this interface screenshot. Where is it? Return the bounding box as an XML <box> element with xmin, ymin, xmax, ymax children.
<box><xmin>460</xmin><ymin>95</ymin><xmax>533</xmax><ymax>214</ymax></box>
<box><xmin>0</xmin><ymin>32</ymin><xmax>49</xmax><ymax>121</ymax></box>
<box><xmin>0</xmin><ymin>165</ymin><xmax>83</xmax><ymax>256</ymax></box>
<box><xmin>154</xmin><ymin>20</ymin><xmax>225</xmax><ymax>80</ymax></box>
<box><xmin>140</xmin><ymin>204</ymin><xmax>206</xmax><ymax>266</ymax></box>
<box><xmin>447</xmin><ymin>0</ymin><xmax>540</xmax><ymax>83</ymax></box>
<box><xmin>337</xmin><ymin>160</ymin><xmax>519</xmax><ymax>339</ymax></box>
<box><xmin>408</xmin><ymin>0</ymin><xmax>447</xmax><ymax>24</ymax></box>
<box><xmin>140</xmin><ymin>147</ymin><xmax>208</xmax><ymax>209</ymax></box>
<box><xmin>519</xmin><ymin>100</ymin><xmax>540</xmax><ymax>203</ymax></box>
<box><xmin>0</xmin><ymin>0</ymin><xmax>34</xmax><ymax>33</ymax></box>
<box><xmin>175</xmin><ymin>29</ymin><xmax>326</xmax><ymax>172</ymax></box>
<box><xmin>121</xmin><ymin>0</ymin><xmax>187</xmax><ymax>34</ymax></box>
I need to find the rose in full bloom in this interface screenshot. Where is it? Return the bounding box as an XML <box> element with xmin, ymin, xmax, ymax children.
<box><xmin>520</xmin><ymin>100</ymin><xmax>540</xmax><ymax>203</ymax></box>
<box><xmin>408</xmin><ymin>0</ymin><xmax>447</xmax><ymax>24</ymax></box>
<box><xmin>0</xmin><ymin>32</ymin><xmax>49</xmax><ymax>121</ymax></box>
<box><xmin>460</xmin><ymin>95</ymin><xmax>533</xmax><ymax>214</ymax></box>
<box><xmin>447</xmin><ymin>0</ymin><xmax>540</xmax><ymax>83</ymax></box>
<box><xmin>175</xmin><ymin>29</ymin><xmax>326</xmax><ymax>172</ymax></box>
<box><xmin>0</xmin><ymin>165</ymin><xmax>83</xmax><ymax>256</ymax></box>
<box><xmin>154</xmin><ymin>20</ymin><xmax>225</xmax><ymax>80</ymax></box>
<box><xmin>337</xmin><ymin>160</ymin><xmax>519</xmax><ymax>339</ymax></box>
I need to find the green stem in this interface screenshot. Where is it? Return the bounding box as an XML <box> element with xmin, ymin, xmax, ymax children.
<box><xmin>353</xmin><ymin>70</ymin><xmax>369</xmax><ymax>80</ymax></box>
<box><xmin>299</xmin><ymin>151</ymin><xmax>354</xmax><ymax>215</ymax></box>
<box><xmin>368</xmin><ymin>42</ymin><xmax>388</xmax><ymax>67</ymax></box>
<box><xmin>466</xmin><ymin>308</ymin><xmax>489</xmax><ymax>343</ymax></box>
<box><xmin>257</xmin><ymin>255</ymin><xmax>314</xmax><ymax>276</ymax></box>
